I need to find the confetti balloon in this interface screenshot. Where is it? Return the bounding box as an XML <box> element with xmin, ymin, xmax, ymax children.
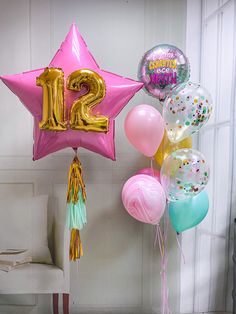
<box><xmin>163</xmin><ymin>82</ymin><xmax>212</xmax><ymax>143</ymax></box>
<box><xmin>160</xmin><ymin>149</ymin><xmax>209</xmax><ymax>201</ymax></box>
<box><xmin>138</xmin><ymin>44</ymin><xmax>190</xmax><ymax>100</ymax></box>
<box><xmin>155</xmin><ymin>132</ymin><xmax>192</xmax><ymax>166</ymax></box>
<box><xmin>122</xmin><ymin>174</ymin><xmax>166</xmax><ymax>225</ymax></box>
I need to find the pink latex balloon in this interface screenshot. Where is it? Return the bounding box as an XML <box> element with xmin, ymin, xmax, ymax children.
<box><xmin>0</xmin><ymin>24</ymin><xmax>143</xmax><ymax>160</ymax></box>
<box><xmin>136</xmin><ymin>168</ymin><xmax>160</xmax><ymax>182</ymax></box>
<box><xmin>124</xmin><ymin>105</ymin><xmax>164</xmax><ymax>157</ymax></box>
<box><xmin>122</xmin><ymin>174</ymin><xmax>166</xmax><ymax>225</ymax></box>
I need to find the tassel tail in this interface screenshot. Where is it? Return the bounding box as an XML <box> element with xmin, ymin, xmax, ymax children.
<box><xmin>69</xmin><ymin>229</ymin><xmax>83</xmax><ymax>261</ymax></box>
<box><xmin>67</xmin><ymin>155</ymin><xmax>86</xmax><ymax>261</ymax></box>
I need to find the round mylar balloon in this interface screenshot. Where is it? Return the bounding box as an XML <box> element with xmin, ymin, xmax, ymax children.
<box><xmin>138</xmin><ymin>44</ymin><xmax>190</xmax><ymax>100</ymax></box>
<box><xmin>163</xmin><ymin>82</ymin><xmax>212</xmax><ymax>143</ymax></box>
<box><xmin>160</xmin><ymin>149</ymin><xmax>209</xmax><ymax>201</ymax></box>
<box><xmin>122</xmin><ymin>174</ymin><xmax>166</xmax><ymax>225</ymax></box>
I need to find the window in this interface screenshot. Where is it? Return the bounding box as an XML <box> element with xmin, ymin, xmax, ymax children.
<box><xmin>181</xmin><ymin>0</ymin><xmax>236</xmax><ymax>312</ymax></box>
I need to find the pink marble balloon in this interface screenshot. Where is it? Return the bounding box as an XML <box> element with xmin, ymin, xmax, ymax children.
<box><xmin>136</xmin><ymin>168</ymin><xmax>160</xmax><ymax>182</ymax></box>
<box><xmin>122</xmin><ymin>174</ymin><xmax>166</xmax><ymax>225</ymax></box>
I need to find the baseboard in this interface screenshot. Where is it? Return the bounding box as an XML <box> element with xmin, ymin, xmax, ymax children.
<box><xmin>71</xmin><ymin>310</ymin><xmax>231</xmax><ymax>314</ymax></box>
<box><xmin>0</xmin><ymin>305</ymin><xmax>36</xmax><ymax>314</ymax></box>
<box><xmin>0</xmin><ymin>304</ymin><xmax>231</xmax><ymax>314</ymax></box>
<box><xmin>71</xmin><ymin>306</ymin><xmax>155</xmax><ymax>314</ymax></box>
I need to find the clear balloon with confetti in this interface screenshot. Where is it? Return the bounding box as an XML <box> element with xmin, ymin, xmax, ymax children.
<box><xmin>160</xmin><ymin>148</ymin><xmax>210</xmax><ymax>201</ymax></box>
<box><xmin>163</xmin><ymin>82</ymin><xmax>212</xmax><ymax>143</ymax></box>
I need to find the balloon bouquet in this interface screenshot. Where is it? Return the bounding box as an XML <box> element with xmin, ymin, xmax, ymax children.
<box><xmin>122</xmin><ymin>44</ymin><xmax>212</xmax><ymax>314</ymax></box>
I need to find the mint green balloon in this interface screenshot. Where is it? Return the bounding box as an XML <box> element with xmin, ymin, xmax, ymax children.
<box><xmin>169</xmin><ymin>191</ymin><xmax>209</xmax><ymax>233</ymax></box>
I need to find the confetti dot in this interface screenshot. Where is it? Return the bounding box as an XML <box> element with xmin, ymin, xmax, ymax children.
<box><xmin>194</xmin><ymin>99</ymin><xmax>198</xmax><ymax>103</ymax></box>
<box><xmin>185</xmin><ymin>121</ymin><xmax>190</xmax><ymax>126</ymax></box>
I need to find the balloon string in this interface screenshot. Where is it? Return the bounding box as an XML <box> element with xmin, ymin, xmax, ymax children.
<box><xmin>163</xmin><ymin>212</ymin><xmax>171</xmax><ymax>314</ymax></box>
<box><xmin>155</xmin><ymin>224</ymin><xmax>164</xmax><ymax>258</ymax></box>
<box><xmin>161</xmin><ymin>252</ymin><xmax>169</xmax><ymax>314</ymax></box>
<box><xmin>150</xmin><ymin>156</ymin><xmax>155</xmax><ymax>177</ymax></box>
<box><xmin>175</xmin><ymin>233</ymin><xmax>186</xmax><ymax>264</ymax></box>
<box><xmin>154</xmin><ymin>213</ymin><xmax>171</xmax><ymax>314</ymax></box>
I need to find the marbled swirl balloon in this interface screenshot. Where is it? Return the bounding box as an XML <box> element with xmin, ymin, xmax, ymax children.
<box><xmin>160</xmin><ymin>149</ymin><xmax>209</xmax><ymax>201</ymax></box>
<box><xmin>122</xmin><ymin>174</ymin><xmax>166</xmax><ymax>225</ymax></box>
<box><xmin>163</xmin><ymin>82</ymin><xmax>212</xmax><ymax>143</ymax></box>
<box><xmin>136</xmin><ymin>168</ymin><xmax>160</xmax><ymax>182</ymax></box>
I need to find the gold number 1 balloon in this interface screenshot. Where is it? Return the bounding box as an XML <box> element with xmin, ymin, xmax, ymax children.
<box><xmin>155</xmin><ymin>132</ymin><xmax>192</xmax><ymax>166</ymax></box>
<box><xmin>36</xmin><ymin>67</ymin><xmax>67</xmax><ymax>131</ymax></box>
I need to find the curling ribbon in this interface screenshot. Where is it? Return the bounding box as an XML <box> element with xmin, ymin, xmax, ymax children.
<box><xmin>67</xmin><ymin>149</ymin><xmax>87</xmax><ymax>261</ymax></box>
<box><xmin>154</xmin><ymin>212</ymin><xmax>171</xmax><ymax>314</ymax></box>
<box><xmin>176</xmin><ymin>233</ymin><xmax>186</xmax><ymax>264</ymax></box>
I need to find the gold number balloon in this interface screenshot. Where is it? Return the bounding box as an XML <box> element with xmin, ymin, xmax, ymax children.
<box><xmin>155</xmin><ymin>132</ymin><xmax>192</xmax><ymax>166</ymax></box>
<box><xmin>37</xmin><ymin>68</ymin><xmax>108</xmax><ymax>133</ymax></box>
<box><xmin>36</xmin><ymin>68</ymin><xmax>67</xmax><ymax>131</ymax></box>
<box><xmin>67</xmin><ymin>69</ymin><xmax>108</xmax><ymax>132</ymax></box>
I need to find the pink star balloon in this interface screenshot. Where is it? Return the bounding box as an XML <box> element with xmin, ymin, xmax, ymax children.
<box><xmin>0</xmin><ymin>24</ymin><xmax>143</xmax><ymax>160</ymax></box>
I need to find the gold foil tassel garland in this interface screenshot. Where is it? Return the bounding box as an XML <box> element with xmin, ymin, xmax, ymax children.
<box><xmin>67</xmin><ymin>149</ymin><xmax>87</xmax><ymax>262</ymax></box>
<box><xmin>70</xmin><ymin>229</ymin><xmax>84</xmax><ymax>261</ymax></box>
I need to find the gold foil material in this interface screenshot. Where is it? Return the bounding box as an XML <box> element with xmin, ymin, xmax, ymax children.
<box><xmin>36</xmin><ymin>67</ymin><xmax>67</xmax><ymax>131</ymax></box>
<box><xmin>67</xmin><ymin>155</ymin><xmax>86</xmax><ymax>204</ymax></box>
<box><xmin>70</xmin><ymin>229</ymin><xmax>83</xmax><ymax>261</ymax></box>
<box><xmin>67</xmin><ymin>69</ymin><xmax>108</xmax><ymax>132</ymax></box>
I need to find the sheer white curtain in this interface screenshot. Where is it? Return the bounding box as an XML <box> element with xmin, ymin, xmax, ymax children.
<box><xmin>181</xmin><ymin>0</ymin><xmax>236</xmax><ymax>312</ymax></box>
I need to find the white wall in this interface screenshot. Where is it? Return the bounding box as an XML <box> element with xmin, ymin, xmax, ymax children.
<box><xmin>0</xmin><ymin>1</ymin><xmax>186</xmax><ymax>313</ymax></box>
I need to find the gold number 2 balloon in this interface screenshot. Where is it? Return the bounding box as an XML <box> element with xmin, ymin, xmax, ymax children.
<box><xmin>37</xmin><ymin>68</ymin><xmax>108</xmax><ymax>132</ymax></box>
<box><xmin>67</xmin><ymin>69</ymin><xmax>108</xmax><ymax>132</ymax></box>
<box><xmin>155</xmin><ymin>132</ymin><xmax>192</xmax><ymax>167</ymax></box>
